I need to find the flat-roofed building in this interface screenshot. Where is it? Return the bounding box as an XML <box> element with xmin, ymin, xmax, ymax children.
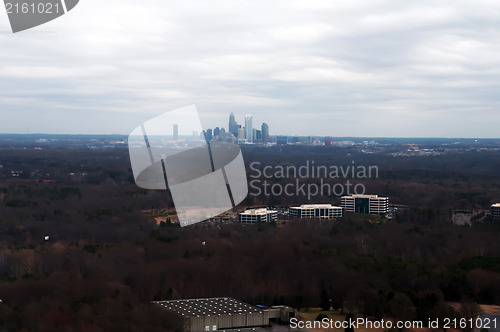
<box><xmin>341</xmin><ymin>194</ymin><xmax>389</xmax><ymax>214</ymax></box>
<box><xmin>289</xmin><ymin>204</ymin><xmax>343</xmax><ymax>219</ymax></box>
<box><xmin>154</xmin><ymin>297</ymin><xmax>272</xmax><ymax>332</ymax></box>
<box><xmin>239</xmin><ymin>208</ymin><xmax>278</xmax><ymax>223</ymax></box>
<box><xmin>492</xmin><ymin>203</ymin><xmax>500</xmax><ymax>220</ymax></box>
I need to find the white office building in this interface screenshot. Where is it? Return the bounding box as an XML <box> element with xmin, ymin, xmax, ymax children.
<box><xmin>245</xmin><ymin>114</ymin><xmax>253</xmax><ymax>143</ymax></box>
<box><xmin>341</xmin><ymin>194</ymin><xmax>389</xmax><ymax>214</ymax></box>
<box><xmin>239</xmin><ymin>208</ymin><xmax>278</xmax><ymax>223</ymax></box>
<box><xmin>289</xmin><ymin>204</ymin><xmax>343</xmax><ymax>219</ymax></box>
<box><xmin>492</xmin><ymin>203</ymin><xmax>500</xmax><ymax>220</ymax></box>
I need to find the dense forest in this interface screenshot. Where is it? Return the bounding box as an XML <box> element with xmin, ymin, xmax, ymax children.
<box><xmin>0</xmin><ymin>140</ymin><xmax>500</xmax><ymax>331</ymax></box>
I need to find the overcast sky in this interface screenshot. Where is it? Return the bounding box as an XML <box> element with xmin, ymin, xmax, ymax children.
<box><xmin>1</xmin><ymin>0</ymin><xmax>499</xmax><ymax>137</ymax></box>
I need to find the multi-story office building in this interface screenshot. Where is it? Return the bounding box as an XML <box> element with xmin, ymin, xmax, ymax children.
<box><xmin>239</xmin><ymin>208</ymin><xmax>278</xmax><ymax>223</ymax></box>
<box><xmin>229</xmin><ymin>112</ymin><xmax>239</xmax><ymax>137</ymax></box>
<box><xmin>255</xmin><ymin>129</ymin><xmax>262</xmax><ymax>141</ymax></box>
<box><xmin>276</xmin><ymin>136</ymin><xmax>288</xmax><ymax>145</ymax></box>
<box><xmin>341</xmin><ymin>194</ymin><xmax>389</xmax><ymax>214</ymax></box>
<box><xmin>289</xmin><ymin>204</ymin><xmax>343</xmax><ymax>219</ymax></box>
<box><xmin>204</xmin><ymin>129</ymin><xmax>213</xmax><ymax>142</ymax></box>
<box><xmin>237</xmin><ymin>128</ymin><xmax>245</xmax><ymax>140</ymax></box>
<box><xmin>492</xmin><ymin>203</ymin><xmax>500</xmax><ymax>220</ymax></box>
<box><xmin>245</xmin><ymin>114</ymin><xmax>253</xmax><ymax>143</ymax></box>
<box><xmin>261</xmin><ymin>123</ymin><xmax>269</xmax><ymax>142</ymax></box>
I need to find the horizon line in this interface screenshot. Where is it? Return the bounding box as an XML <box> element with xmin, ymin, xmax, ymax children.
<box><xmin>0</xmin><ymin>133</ymin><xmax>499</xmax><ymax>140</ymax></box>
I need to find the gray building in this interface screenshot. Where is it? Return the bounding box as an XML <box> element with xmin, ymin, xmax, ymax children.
<box><xmin>229</xmin><ymin>112</ymin><xmax>239</xmax><ymax>138</ymax></box>
<box><xmin>276</xmin><ymin>136</ymin><xmax>288</xmax><ymax>145</ymax></box>
<box><xmin>261</xmin><ymin>123</ymin><xmax>269</xmax><ymax>142</ymax></box>
<box><xmin>154</xmin><ymin>297</ymin><xmax>284</xmax><ymax>332</ymax></box>
<box><xmin>476</xmin><ymin>314</ymin><xmax>500</xmax><ymax>332</ymax></box>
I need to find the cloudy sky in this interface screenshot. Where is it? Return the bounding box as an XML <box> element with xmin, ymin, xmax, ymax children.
<box><xmin>1</xmin><ymin>0</ymin><xmax>500</xmax><ymax>137</ymax></box>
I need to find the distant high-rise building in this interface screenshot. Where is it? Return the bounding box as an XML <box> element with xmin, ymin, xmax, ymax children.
<box><xmin>204</xmin><ymin>129</ymin><xmax>213</xmax><ymax>142</ymax></box>
<box><xmin>255</xmin><ymin>129</ymin><xmax>262</xmax><ymax>141</ymax></box>
<box><xmin>237</xmin><ymin>128</ymin><xmax>245</xmax><ymax>140</ymax></box>
<box><xmin>325</xmin><ymin>136</ymin><xmax>331</xmax><ymax>146</ymax></box>
<box><xmin>214</xmin><ymin>127</ymin><xmax>220</xmax><ymax>137</ymax></box>
<box><xmin>261</xmin><ymin>123</ymin><xmax>269</xmax><ymax>142</ymax></box>
<box><xmin>245</xmin><ymin>114</ymin><xmax>253</xmax><ymax>143</ymax></box>
<box><xmin>229</xmin><ymin>113</ymin><xmax>239</xmax><ymax>137</ymax></box>
<box><xmin>277</xmin><ymin>136</ymin><xmax>288</xmax><ymax>145</ymax></box>
<box><xmin>193</xmin><ymin>131</ymin><xmax>198</xmax><ymax>141</ymax></box>
<box><xmin>173</xmin><ymin>124</ymin><xmax>178</xmax><ymax>141</ymax></box>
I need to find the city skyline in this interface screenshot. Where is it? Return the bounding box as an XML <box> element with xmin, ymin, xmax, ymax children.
<box><xmin>1</xmin><ymin>1</ymin><xmax>500</xmax><ymax>137</ymax></box>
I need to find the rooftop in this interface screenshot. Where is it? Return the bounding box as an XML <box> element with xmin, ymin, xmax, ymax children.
<box><xmin>240</xmin><ymin>208</ymin><xmax>276</xmax><ymax>215</ymax></box>
<box><xmin>292</xmin><ymin>204</ymin><xmax>342</xmax><ymax>209</ymax></box>
<box><xmin>341</xmin><ymin>194</ymin><xmax>387</xmax><ymax>199</ymax></box>
<box><xmin>153</xmin><ymin>297</ymin><xmax>264</xmax><ymax>317</ymax></box>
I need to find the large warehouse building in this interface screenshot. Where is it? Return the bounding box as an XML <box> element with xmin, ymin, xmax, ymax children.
<box><xmin>341</xmin><ymin>194</ymin><xmax>389</xmax><ymax>214</ymax></box>
<box><xmin>289</xmin><ymin>204</ymin><xmax>343</xmax><ymax>219</ymax></box>
<box><xmin>154</xmin><ymin>297</ymin><xmax>294</xmax><ymax>331</ymax></box>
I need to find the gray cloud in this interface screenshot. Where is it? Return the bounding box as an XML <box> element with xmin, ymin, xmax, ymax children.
<box><xmin>0</xmin><ymin>0</ymin><xmax>499</xmax><ymax>137</ymax></box>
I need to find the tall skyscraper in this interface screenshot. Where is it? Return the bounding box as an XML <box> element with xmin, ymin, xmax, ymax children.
<box><xmin>204</xmin><ymin>129</ymin><xmax>213</xmax><ymax>142</ymax></box>
<box><xmin>261</xmin><ymin>122</ymin><xmax>269</xmax><ymax>142</ymax></box>
<box><xmin>245</xmin><ymin>114</ymin><xmax>253</xmax><ymax>143</ymax></box>
<box><xmin>229</xmin><ymin>112</ymin><xmax>238</xmax><ymax>137</ymax></box>
<box><xmin>173</xmin><ymin>124</ymin><xmax>178</xmax><ymax>141</ymax></box>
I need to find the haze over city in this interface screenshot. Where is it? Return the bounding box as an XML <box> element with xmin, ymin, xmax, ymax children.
<box><xmin>1</xmin><ymin>0</ymin><xmax>500</xmax><ymax>137</ymax></box>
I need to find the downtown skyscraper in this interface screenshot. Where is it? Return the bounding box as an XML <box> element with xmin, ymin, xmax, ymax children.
<box><xmin>261</xmin><ymin>122</ymin><xmax>269</xmax><ymax>142</ymax></box>
<box><xmin>229</xmin><ymin>112</ymin><xmax>239</xmax><ymax>138</ymax></box>
<box><xmin>245</xmin><ymin>114</ymin><xmax>253</xmax><ymax>143</ymax></box>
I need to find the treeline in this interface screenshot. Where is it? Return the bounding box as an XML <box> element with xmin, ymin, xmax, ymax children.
<box><xmin>0</xmin><ymin>145</ymin><xmax>499</xmax><ymax>330</ymax></box>
<box><xmin>242</xmin><ymin>145</ymin><xmax>500</xmax><ymax>210</ymax></box>
<box><xmin>1</xmin><ymin>217</ymin><xmax>500</xmax><ymax>330</ymax></box>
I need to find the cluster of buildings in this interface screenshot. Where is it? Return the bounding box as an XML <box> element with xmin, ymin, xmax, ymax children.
<box><xmin>238</xmin><ymin>194</ymin><xmax>390</xmax><ymax>223</ymax></box>
<box><xmin>198</xmin><ymin>113</ymin><xmax>270</xmax><ymax>144</ymax></box>
<box><xmin>238</xmin><ymin>198</ymin><xmax>500</xmax><ymax>224</ymax></box>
